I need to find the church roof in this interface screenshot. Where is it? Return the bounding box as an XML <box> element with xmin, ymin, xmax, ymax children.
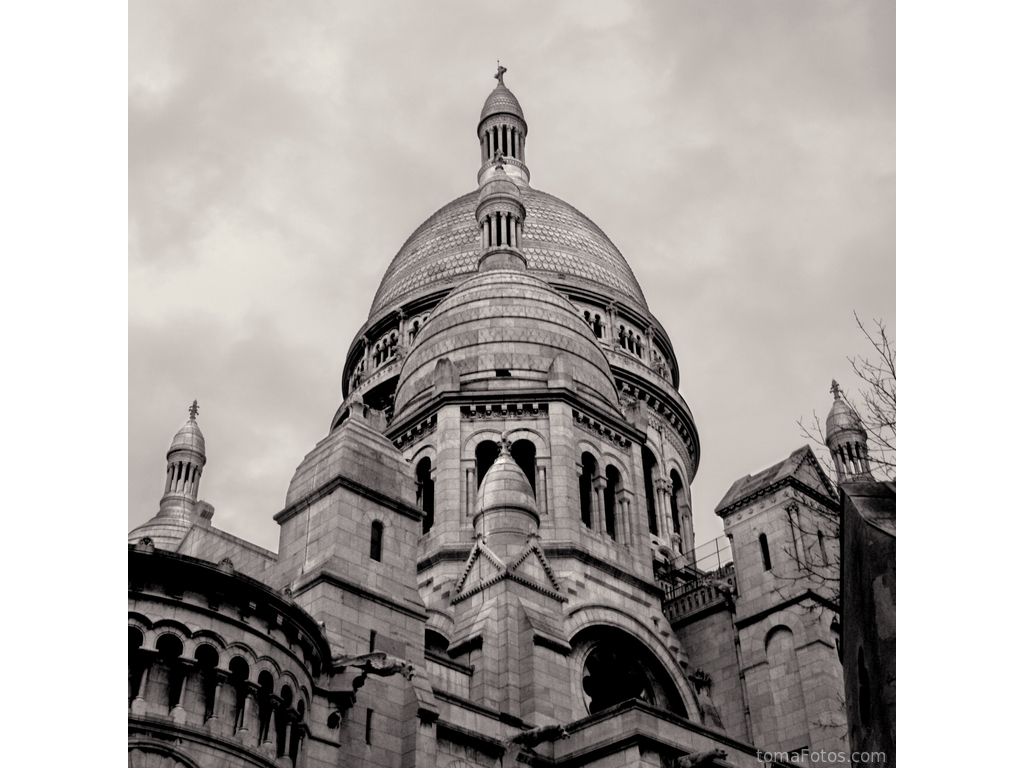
<box><xmin>367</xmin><ymin>187</ymin><xmax>648</xmax><ymax>318</ymax></box>
<box><xmin>480</xmin><ymin>83</ymin><xmax>525</xmax><ymax>123</ymax></box>
<box><xmin>715</xmin><ymin>445</ymin><xmax>837</xmax><ymax>516</ymax></box>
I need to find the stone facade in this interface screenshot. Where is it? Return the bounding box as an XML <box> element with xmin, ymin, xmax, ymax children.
<box><xmin>129</xmin><ymin>71</ymin><xmax>850</xmax><ymax>768</ymax></box>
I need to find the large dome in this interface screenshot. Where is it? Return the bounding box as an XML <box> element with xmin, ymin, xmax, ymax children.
<box><xmin>393</xmin><ymin>268</ymin><xmax>620</xmax><ymax>417</ymax></box>
<box><xmin>368</xmin><ymin>187</ymin><xmax>648</xmax><ymax>318</ymax></box>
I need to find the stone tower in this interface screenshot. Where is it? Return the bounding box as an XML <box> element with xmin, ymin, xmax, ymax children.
<box><xmin>709</xmin><ymin>447</ymin><xmax>847</xmax><ymax>757</ymax></box>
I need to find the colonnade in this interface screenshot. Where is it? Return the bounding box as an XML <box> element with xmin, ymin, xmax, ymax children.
<box><xmin>480</xmin><ymin>210</ymin><xmax>523</xmax><ymax>250</ymax></box>
<box><xmin>129</xmin><ymin>647</ymin><xmax>307</xmax><ymax>765</ymax></box>
<box><xmin>481</xmin><ymin>123</ymin><xmax>525</xmax><ymax>163</ymax></box>
<box><xmin>164</xmin><ymin>461</ymin><xmax>201</xmax><ymax>497</ymax></box>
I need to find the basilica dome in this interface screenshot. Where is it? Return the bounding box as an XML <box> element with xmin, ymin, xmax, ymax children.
<box><xmin>392</xmin><ymin>268</ymin><xmax>620</xmax><ymax>417</ymax></box>
<box><xmin>367</xmin><ymin>187</ymin><xmax>649</xmax><ymax>319</ymax></box>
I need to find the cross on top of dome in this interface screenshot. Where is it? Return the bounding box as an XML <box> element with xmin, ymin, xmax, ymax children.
<box><xmin>189</xmin><ymin>400</ymin><xmax>200</xmax><ymax>420</ymax></box>
<box><xmin>495</xmin><ymin>63</ymin><xmax>507</xmax><ymax>86</ymax></box>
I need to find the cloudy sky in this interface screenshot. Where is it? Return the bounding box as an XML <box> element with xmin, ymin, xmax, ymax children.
<box><xmin>128</xmin><ymin>0</ymin><xmax>895</xmax><ymax>554</ymax></box>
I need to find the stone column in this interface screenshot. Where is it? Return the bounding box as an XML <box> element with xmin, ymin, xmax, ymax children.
<box><xmin>282</xmin><ymin>709</ymin><xmax>296</xmax><ymax>766</ymax></box>
<box><xmin>593</xmin><ymin>476</ymin><xmax>608</xmax><ymax>535</ymax></box>
<box><xmin>361</xmin><ymin>335</ymin><xmax>371</xmax><ymax>376</ymax></box>
<box><xmin>261</xmin><ymin>694</ymin><xmax>282</xmax><ymax>753</ymax></box>
<box><xmin>206</xmin><ymin>669</ymin><xmax>227</xmax><ymax>725</ymax></box>
<box><xmin>236</xmin><ymin>681</ymin><xmax>259</xmax><ymax>743</ymax></box>
<box><xmin>396</xmin><ymin>310</ymin><xmax>406</xmax><ymax>349</ymax></box>
<box><xmin>619</xmin><ymin>497</ymin><xmax>631</xmax><ymax>546</ymax></box>
<box><xmin>466</xmin><ymin>466</ymin><xmax>476</xmax><ymax>518</ymax></box>
<box><xmin>130</xmin><ymin>650</ymin><xmax>154</xmax><ymax>716</ymax></box>
<box><xmin>655</xmin><ymin>480</ymin><xmax>671</xmax><ymax>542</ymax></box>
<box><xmin>538</xmin><ymin>465</ymin><xmax>548</xmax><ymax>516</ymax></box>
<box><xmin>170</xmin><ymin>658</ymin><xmax>196</xmax><ymax>723</ymax></box>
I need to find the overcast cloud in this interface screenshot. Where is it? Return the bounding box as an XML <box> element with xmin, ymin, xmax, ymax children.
<box><xmin>129</xmin><ymin>0</ymin><xmax>895</xmax><ymax>553</ymax></box>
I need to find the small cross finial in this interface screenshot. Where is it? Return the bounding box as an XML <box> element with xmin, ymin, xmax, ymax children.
<box><xmin>830</xmin><ymin>380</ymin><xmax>842</xmax><ymax>400</ymax></box>
<box><xmin>499</xmin><ymin>430</ymin><xmax>512</xmax><ymax>455</ymax></box>
<box><xmin>189</xmin><ymin>400</ymin><xmax>199</xmax><ymax>420</ymax></box>
<box><xmin>495</xmin><ymin>63</ymin><xmax>507</xmax><ymax>86</ymax></box>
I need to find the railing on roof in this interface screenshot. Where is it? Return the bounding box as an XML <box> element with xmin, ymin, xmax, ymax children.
<box><xmin>658</xmin><ymin>535</ymin><xmax>736</xmax><ymax>623</ymax></box>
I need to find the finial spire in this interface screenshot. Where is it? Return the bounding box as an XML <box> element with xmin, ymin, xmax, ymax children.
<box><xmin>495</xmin><ymin>63</ymin><xmax>507</xmax><ymax>86</ymax></box>
<box><xmin>499</xmin><ymin>430</ymin><xmax>512</xmax><ymax>455</ymax></box>
<box><xmin>830</xmin><ymin>380</ymin><xmax>843</xmax><ymax>400</ymax></box>
<box><xmin>189</xmin><ymin>400</ymin><xmax>200</xmax><ymax>420</ymax></box>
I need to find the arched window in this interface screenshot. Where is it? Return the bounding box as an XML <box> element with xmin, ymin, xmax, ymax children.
<box><xmin>669</xmin><ymin>470</ymin><xmax>683</xmax><ymax>535</ymax></box>
<box><xmin>511</xmin><ymin>439</ymin><xmax>536</xmax><ymax>493</ymax></box>
<box><xmin>290</xmin><ymin>699</ymin><xmax>305</xmax><ymax>762</ymax></box>
<box><xmin>256</xmin><ymin>670</ymin><xmax>275</xmax><ymax>743</ymax></box>
<box><xmin>604</xmin><ymin>465</ymin><xmax>620</xmax><ymax>540</ymax></box>
<box><xmin>759</xmin><ymin>533</ymin><xmax>772</xmax><ymax>571</ymax></box>
<box><xmin>129</xmin><ymin>627</ymin><xmax>145</xmax><ymax>704</ymax></box>
<box><xmin>194</xmin><ymin>644</ymin><xmax>219</xmax><ymax>721</ymax></box>
<box><xmin>618</xmin><ymin>326</ymin><xmax>626</xmax><ymax>348</ymax></box>
<box><xmin>765</xmin><ymin>627</ymin><xmax>807</xmax><ymax>742</ymax></box>
<box><xmin>276</xmin><ymin>686</ymin><xmax>293</xmax><ymax>757</ymax></box>
<box><xmin>642</xmin><ymin>447</ymin><xmax>658</xmax><ymax>535</ymax></box>
<box><xmin>416</xmin><ymin>458</ymin><xmax>434</xmax><ymax>534</ymax></box>
<box><xmin>370</xmin><ymin>520</ymin><xmax>383</xmax><ymax>562</ymax></box>
<box><xmin>154</xmin><ymin>634</ymin><xmax>184</xmax><ymax>714</ymax></box>
<box><xmin>593</xmin><ymin>314</ymin><xmax>602</xmax><ymax>338</ymax></box>
<box><xmin>818</xmin><ymin>529</ymin><xmax>829</xmax><ymax>565</ymax></box>
<box><xmin>579</xmin><ymin>452</ymin><xmax>597</xmax><ymax>528</ymax></box>
<box><xmin>475</xmin><ymin>440</ymin><xmax>499</xmax><ymax>487</ymax></box>
<box><xmin>226</xmin><ymin>657</ymin><xmax>249</xmax><ymax>732</ymax></box>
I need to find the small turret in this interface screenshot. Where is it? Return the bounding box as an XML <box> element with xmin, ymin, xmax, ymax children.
<box><xmin>160</xmin><ymin>400</ymin><xmax>207</xmax><ymax>514</ymax></box>
<box><xmin>129</xmin><ymin>401</ymin><xmax>210</xmax><ymax>550</ymax></box>
<box><xmin>474</xmin><ymin>435</ymin><xmax>539</xmax><ymax>559</ymax></box>
<box><xmin>478</xmin><ymin>65</ymin><xmax>530</xmax><ymax>187</ymax></box>
<box><xmin>476</xmin><ymin>155</ymin><xmax>527</xmax><ymax>271</ymax></box>
<box><xmin>825</xmin><ymin>381</ymin><xmax>873</xmax><ymax>483</ymax></box>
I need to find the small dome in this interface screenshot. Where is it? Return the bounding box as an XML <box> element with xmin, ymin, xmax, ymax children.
<box><xmin>128</xmin><ymin>515</ymin><xmax>192</xmax><ymax>551</ymax></box>
<box><xmin>825</xmin><ymin>381</ymin><xmax>866</xmax><ymax>441</ymax></box>
<box><xmin>392</xmin><ymin>269</ymin><xmax>620</xmax><ymax>416</ymax></box>
<box><xmin>170</xmin><ymin>417</ymin><xmax>205</xmax><ymax>456</ymax></box>
<box><xmin>478</xmin><ymin>450</ymin><xmax>536</xmax><ymax>516</ymax></box>
<box><xmin>480</xmin><ymin>84</ymin><xmax>525</xmax><ymax>125</ymax></box>
<box><xmin>479</xmin><ymin>164</ymin><xmax>522</xmax><ymax>202</ymax></box>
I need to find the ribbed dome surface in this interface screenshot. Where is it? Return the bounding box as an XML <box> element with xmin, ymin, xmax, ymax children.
<box><xmin>826</xmin><ymin>398</ymin><xmax>865</xmax><ymax>438</ymax></box>
<box><xmin>170</xmin><ymin>419</ymin><xmax>205</xmax><ymax>455</ymax></box>
<box><xmin>480</xmin><ymin>84</ymin><xmax>524</xmax><ymax>123</ymax></box>
<box><xmin>393</xmin><ymin>269</ymin><xmax>620</xmax><ymax>416</ymax></box>
<box><xmin>369</xmin><ymin>188</ymin><xmax>648</xmax><ymax>317</ymax></box>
